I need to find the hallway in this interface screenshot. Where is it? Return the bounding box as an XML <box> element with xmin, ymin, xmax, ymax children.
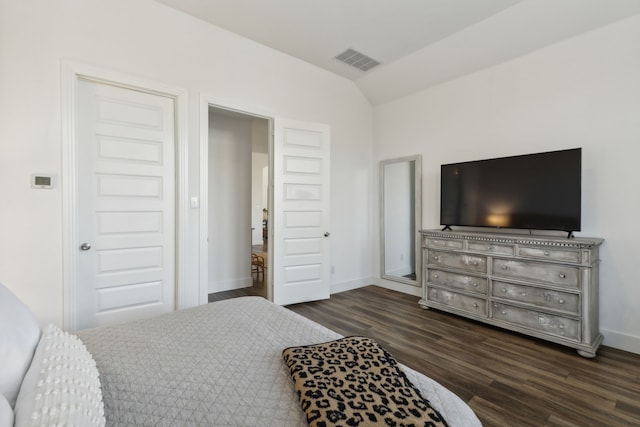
<box><xmin>208</xmin><ymin>244</ymin><xmax>267</xmax><ymax>302</ymax></box>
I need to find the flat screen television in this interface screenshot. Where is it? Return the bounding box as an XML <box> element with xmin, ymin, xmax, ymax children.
<box><xmin>440</xmin><ymin>148</ymin><xmax>581</xmax><ymax>234</ymax></box>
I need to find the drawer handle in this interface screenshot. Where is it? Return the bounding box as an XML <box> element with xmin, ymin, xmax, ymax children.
<box><xmin>501</xmin><ymin>311</ymin><xmax>507</xmax><ymax>315</ymax></box>
<box><xmin>544</xmin><ymin>251</ymin><xmax>550</xmax><ymax>256</ymax></box>
<box><xmin>558</xmin><ymin>299</ymin><xmax>565</xmax><ymax>304</ymax></box>
<box><xmin>558</xmin><ymin>325</ymin><xmax>565</xmax><ymax>329</ymax></box>
<box><xmin>502</xmin><ymin>265</ymin><xmax>509</xmax><ymax>270</ymax></box>
<box><xmin>472</xmin><ymin>283</ymin><xmax>478</xmax><ymax>287</ymax></box>
<box><xmin>473</xmin><ymin>262</ymin><xmax>478</xmax><ymax>266</ymax></box>
<box><xmin>520</xmin><ymin>292</ymin><xmax>527</xmax><ymax>297</ymax></box>
<box><xmin>488</xmin><ymin>246</ymin><xmax>494</xmax><ymax>251</ymax></box>
<box><xmin>473</xmin><ymin>303</ymin><xmax>479</xmax><ymax>308</ymax></box>
<box><xmin>433</xmin><ymin>274</ymin><xmax>438</xmax><ymax>279</ymax></box>
<box><xmin>501</xmin><ymin>288</ymin><xmax>507</xmax><ymax>293</ymax></box>
<box><xmin>433</xmin><ymin>256</ymin><xmax>439</xmax><ymax>261</ymax></box>
<box><xmin>559</xmin><ymin>273</ymin><xmax>566</xmax><ymax>279</ymax></box>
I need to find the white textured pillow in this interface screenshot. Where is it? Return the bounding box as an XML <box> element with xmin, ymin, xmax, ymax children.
<box><xmin>0</xmin><ymin>394</ymin><xmax>13</xmax><ymax>427</ymax></box>
<box><xmin>14</xmin><ymin>324</ymin><xmax>105</xmax><ymax>427</ymax></box>
<box><xmin>0</xmin><ymin>282</ymin><xmax>41</xmax><ymax>407</ymax></box>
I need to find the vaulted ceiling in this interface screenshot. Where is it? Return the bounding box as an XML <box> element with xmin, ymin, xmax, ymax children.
<box><xmin>154</xmin><ymin>0</ymin><xmax>640</xmax><ymax>105</ymax></box>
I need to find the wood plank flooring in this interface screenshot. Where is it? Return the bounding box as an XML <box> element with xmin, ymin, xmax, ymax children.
<box><xmin>209</xmin><ymin>285</ymin><xmax>640</xmax><ymax>426</ymax></box>
<box><xmin>208</xmin><ymin>282</ymin><xmax>265</xmax><ymax>301</ymax></box>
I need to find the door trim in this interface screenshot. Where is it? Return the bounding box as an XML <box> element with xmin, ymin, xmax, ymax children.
<box><xmin>61</xmin><ymin>60</ymin><xmax>189</xmax><ymax>330</ymax></box>
<box><xmin>199</xmin><ymin>94</ymin><xmax>274</xmax><ymax>304</ymax></box>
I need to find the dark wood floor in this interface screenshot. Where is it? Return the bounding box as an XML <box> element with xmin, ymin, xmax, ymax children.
<box><xmin>209</xmin><ymin>285</ymin><xmax>640</xmax><ymax>426</ymax></box>
<box><xmin>208</xmin><ymin>277</ymin><xmax>266</xmax><ymax>302</ymax></box>
<box><xmin>208</xmin><ymin>282</ymin><xmax>265</xmax><ymax>302</ymax></box>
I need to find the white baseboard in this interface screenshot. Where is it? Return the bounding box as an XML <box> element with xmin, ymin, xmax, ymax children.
<box><xmin>330</xmin><ymin>277</ymin><xmax>374</xmax><ymax>294</ymax></box>
<box><xmin>329</xmin><ymin>276</ymin><xmax>421</xmax><ymax>297</ymax></box>
<box><xmin>601</xmin><ymin>328</ymin><xmax>640</xmax><ymax>354</ymax></box>
<box><xmin>372</xmin><ymin>277</ymin><xmax>421</xmax><ymax>297</ymax></box>
<box><xmin>208</xmin><ymin>276</ymin><xmax>253</xmax><ymax>293</ymax></box>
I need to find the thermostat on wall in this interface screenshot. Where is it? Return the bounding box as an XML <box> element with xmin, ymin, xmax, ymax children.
<box><xmin>32</xmin><ymin>174</ymin><xmax>53</xmax><ymax>189</ymax></box>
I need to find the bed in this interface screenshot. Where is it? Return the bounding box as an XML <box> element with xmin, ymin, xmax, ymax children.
<box><xmin>1</xmin><ymin>282</ymin><xmax>481</xmax><ymax>426</ymax></box>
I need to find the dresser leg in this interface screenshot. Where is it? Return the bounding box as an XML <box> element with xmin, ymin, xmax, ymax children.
<box><xmin>418</xmin><ymin>299</ymin><xmax>430</xmax><ymax>310</ymax></box>
<box><xmin>577</xmin><ymin>349</ymin><xmax>596</xmax><ymax>358</ymax></box>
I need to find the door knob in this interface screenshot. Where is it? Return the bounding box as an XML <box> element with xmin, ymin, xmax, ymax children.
<box><xmin>80</xmin><ymin>242</ymin><xmax>92</xmax><ymax>251</ymax></box>
<box><xmin>324</xmin><ymin>232</ymin><xmax>330</xmax><ymax>237</ymax></box>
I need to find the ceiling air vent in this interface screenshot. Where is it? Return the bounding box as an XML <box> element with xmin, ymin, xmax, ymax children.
<box><xmin>334</xmin><ymin>48</ymin><xmax>380</xmax><ymax>72</ymax></box>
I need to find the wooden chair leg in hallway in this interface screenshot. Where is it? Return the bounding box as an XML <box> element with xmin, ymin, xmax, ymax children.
<box><xmin>251</xmin><ymin>253</ymin><xmax>265</xmax><ymax>282</ymax></box>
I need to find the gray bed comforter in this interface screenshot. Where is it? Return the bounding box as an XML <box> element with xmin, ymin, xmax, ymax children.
<box><xmin>78</xmin><ymin>297</ymin><xmax>480</xmax><ymax>426</ymax></box>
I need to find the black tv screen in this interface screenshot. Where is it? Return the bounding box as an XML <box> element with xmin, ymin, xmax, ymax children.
<box><xmin>440</xmin><ymin>148</ymin><xmax>581</xmax><ymax>233</ymax></box>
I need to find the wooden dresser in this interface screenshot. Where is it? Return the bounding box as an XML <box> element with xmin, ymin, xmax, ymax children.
<box><xmin>419</xmin><ymin>229</ymin><xmax>604</xmax><ymax>357</ymax></box>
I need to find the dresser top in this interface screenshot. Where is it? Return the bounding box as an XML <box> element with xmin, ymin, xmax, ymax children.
<box><xmin>421</xmin><ymin>229</ymin><xmax>603</xmax><ymax>248</ymax></box>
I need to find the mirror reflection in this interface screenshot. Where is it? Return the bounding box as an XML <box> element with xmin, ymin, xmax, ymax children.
<box><xmin>381</xmin><ymin>155</ymin><xmax>422</xmax><ymax>286</ymax></box>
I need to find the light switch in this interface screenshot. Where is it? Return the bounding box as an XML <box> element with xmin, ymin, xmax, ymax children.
<box><xmin>190</xmin><ymin>196</ymin><xmax>200</xmax><ymax>208</ymax></box>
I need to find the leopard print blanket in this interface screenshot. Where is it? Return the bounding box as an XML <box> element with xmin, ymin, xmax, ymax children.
<box><xmin>283</xmin><ymin>336</ymin><xmax>449</xmax><ymax>427</ymax></box>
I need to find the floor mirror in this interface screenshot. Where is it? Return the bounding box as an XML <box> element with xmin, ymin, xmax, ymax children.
<box><xmin>380</xmin><ymin>155</ymin><xmax>422</xmax><ymax>286</ymax></box>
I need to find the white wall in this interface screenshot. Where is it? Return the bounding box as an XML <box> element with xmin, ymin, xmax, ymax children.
<box><xmin>373</xmin><ymin>14</ymin><xmax>640</xmax><ymax>353</ymax></box>
<box><xmin>208</xmin><ymin>112</ymin><xmax>253</xmax><ymax>292</ymax></box>
<box><xmin>251</xmin><ymin>152</ymin><xmax>268</xmax><ymax>246</ymax></box>
<box><xmin>251</xmin><ymin>118</ymin><xmax>269</xmax><ymax>246</ymax></box>
<box><xmin>0</xmin><ymin>0</ymin><xmax>374</xmax><ymax>326</ymax></box>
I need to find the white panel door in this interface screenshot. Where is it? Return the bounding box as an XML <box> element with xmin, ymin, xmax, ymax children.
<box><xmin>77</xmin><ymin>79</ymin><xmax>176</xmax><ymax>329</ymax></box>
<box><xmin>273</xmin><ymin>119</ymin><xmax>330</xmax><ymax>305</ymax></box>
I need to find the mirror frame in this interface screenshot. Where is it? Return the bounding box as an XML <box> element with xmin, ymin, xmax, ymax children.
<box><xmin>380</xmin><ymin>155</ymin><xmax>422</xmax><ymax>287</ymax></box>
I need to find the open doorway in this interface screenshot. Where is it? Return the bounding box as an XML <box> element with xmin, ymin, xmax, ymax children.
<box><xmin>206</xmin><ymin>106</ymin><xmax>271</xmax><ymax>301</ymax></box>
<box><xmin>200</xmin><ymin>99</ymin><xmax>331</xmax><ymax>306</ymax></box>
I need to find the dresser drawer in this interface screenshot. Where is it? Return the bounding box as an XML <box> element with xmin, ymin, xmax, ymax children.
<box><xmin>427</xmin><ymin>288</ymin><xmax>487</xmax><ymax>317</ymax></box>
<box><xmin>428</xmin><ymin>250</ymin><xmax>487</xmax><ymax>273</ymax></box>
<box><xmin>428</xmin><ymin>269</ymin><xmax>487</xmax><ymax>295</ymax></box>
<box><xmin>518</xmin><ymin>246</ymin><xmax>580</xmax><ymax>263</ymax></box>
<box><xmin>492</xmin><ymin>281</ymin><xmax>579</xmax><ymax>315</ymax></box>
<box><xmin>492</xmin><ymin>258</ymin><xmax>579</xmax><ymax>288</ymax></box>
<box><xmin>468</xmin><ymin>241</ymin><xmax>515</xmax><ymax>256</ymax></box>
<box><xmin>492</xmin><ymin>303</ymin><xmax>579</xmax><ymax>341</ymax></box>
<box><xmin>427</xmin><ymin>238</ymin><xmax>464</xmax><ymax>250</ymax></box>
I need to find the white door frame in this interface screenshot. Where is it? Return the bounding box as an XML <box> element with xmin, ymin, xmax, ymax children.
<box><xmin>61</xmin><ymin>60</ymin><xmax>189</xmax><ymax>330</ymax></box>
<box><xmin>199</xmin><ymin>95</ymin><xmax>274</xmax><ymax>304</ymax></box>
